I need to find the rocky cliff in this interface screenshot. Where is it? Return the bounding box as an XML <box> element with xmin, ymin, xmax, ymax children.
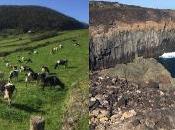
<box><xmin>90</xmin><ymin>1</ymin><xmax>175</xmax><ymax>70</ymax></box>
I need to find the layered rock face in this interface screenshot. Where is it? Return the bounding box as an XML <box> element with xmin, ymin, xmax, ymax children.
<box><xmin>90</xmin><ymin>1</ymin><xmax>175</xmax><ymax>70</ymax></box>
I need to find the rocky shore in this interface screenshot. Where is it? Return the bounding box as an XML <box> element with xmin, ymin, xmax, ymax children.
<box><xmin>90</xmin><ymin>58</ymin><xmax>175</xmax><ymax>130</ymax></box>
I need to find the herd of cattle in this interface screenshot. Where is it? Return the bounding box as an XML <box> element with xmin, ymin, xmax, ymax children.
<box><xmin>0</xmin><ymin>38</ymin><xmax>80</xmax><ymax>105</ymax></box>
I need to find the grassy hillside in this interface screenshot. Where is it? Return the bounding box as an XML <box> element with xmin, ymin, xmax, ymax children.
<box><xmin>0</xmin><ymin>5</ymin><xmax>87</xmax><ymax>32</ymax></box>
<box><xmin>0</xmin><ymin>29</ymin><xmax>88</xmax><ymax>130</ymax></box>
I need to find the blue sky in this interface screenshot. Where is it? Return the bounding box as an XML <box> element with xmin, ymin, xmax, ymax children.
<box><xmin>98</xmin><ymin>0</ymin><xmax>175</xmax><ymax>9</ymax></box>
<box><xmin>0</xmin><ymin>0</ymin><xmax>88</xmax><ymax>23</ymax></box>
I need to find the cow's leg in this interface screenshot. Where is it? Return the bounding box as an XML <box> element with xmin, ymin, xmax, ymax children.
<box><xmin>25</xmin><ymin>77</ymin><xmax>28</xmax><ymax>87</ymax></box>
<box><xmin>4</xmin><ymin>90</ymin><xmax>11</xmax><ymax>105</ymax></box>
<box><xmin>36</xmin><ymin>80</ymin><xmax>39</xmax><ymax>85</ymax></box>
<box><xmin>8</xmin><ymin>98</ymin><xmax>11</xmax><ymax>105</ymax></box>
<box><xmin>54</xmin><ymin>63</ymin><xmax>58</xmax><ymax>69</ymax></box>
<box><xmin>54</xmin><ymin>64</ymin><xmax>56</xmax><ymax>69</ymax></box>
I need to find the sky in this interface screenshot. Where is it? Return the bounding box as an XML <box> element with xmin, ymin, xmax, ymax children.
<box><xmin>0</xmin><ymin>0</ymin><xmax>88</xmax><ymax>23</ymax></box>
<box><xmin>97</xmin><ymin>0</ymin><xmax>175</xmax><ymax>9</ymax></box>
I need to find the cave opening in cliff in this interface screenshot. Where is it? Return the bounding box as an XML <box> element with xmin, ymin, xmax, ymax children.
<box><xmin>158</xmin><ymin>52</ymin><xmax>175</xmax><ymax>78</ymax></box>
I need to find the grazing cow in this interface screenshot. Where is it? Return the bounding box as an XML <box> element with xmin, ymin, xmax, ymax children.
<box><xmin>18</xmin><ymin>59</ymin><xmax>23</xmax><ymax>64</ymax></box>
<box><xmin>24</xmin><ymin>58</ymin><xmax>32</xmax><ymax>64</ymax></box>
<box><xmin>5</xmin><ymin>63</ymin><xmax>9</xmax><ymax>67</ymax></box>
<box><xmin>21</xmin><ymin>57</ymin><xmax>25</xmax><ymax>62</ymax></box>
<box><xmin>9</xmin><ymin>69</ymin><xmax>19</xmax><ymax>81</ymax></box>
<box><xmin>33</xmin><ymin>50</ymin><xmax>38</xmax><ymax>54</ymax></box>
<box><xmin>50</xmin><ymin>47</ymin><xmax>59</xmax><ymax>54</ymax></box>
<box><xmin>59</xmin><ymin>44</ymin><xmax>63</xmax><ymax>49</ymax></box>
<box><xmin>20</xmin><ymin>56</ymin><xmax>32</xmax><ymax>64</ymax></box>
<box><xmin>25</xmin><ymin>68</ymin><xmax>38</xmax><ymax>86</ymax></box>
<box><xmin>38</xmin><ymin>73</ymin><xmax>65</xmax><ymax>90</ymax></box>
<box><xmin>20</xmin><ymin>65</ymin><xmax>30</xmax><ymax>72</ymax></box>
<box><xmin>54</xmin><ymin>59</ymin><xmax>68</xmax><ymax>69</ymax></box>
<box><xmin>28</xmin><ymin>50</ymin><xmax>38</xmax><ymax>55</ymax></box>
<box><xmin>74</xmin><ymin>42</ymin><xmax>80</xmax><ymax>47</ymax></box>
<box><xmin>6</xmin><ymin>62</ymin><xmax>13</xmax><ymax>68</ymax></box>
<box><xmin>72</xmin><ymin>39</ymin><xmax>80</xmax><ymax>46</ymax></box>
<box><xmin>0</xmin><ymin>81</ymin><xmax>16</xmax><ymax>105</ymax></box>
<box><xmin>54</xmin><ymin>47</ymin><xmax>59</xmax><ymax>51</ymax></box>
<box><xmin>23</xmin><ymin>67</ymin><xmax>35</xmax><ymax>73</ymax></box>
<box><xmin>41</xmin><ymin>66</ymin><xmax>50</xmax><ymax>73</ymax></box>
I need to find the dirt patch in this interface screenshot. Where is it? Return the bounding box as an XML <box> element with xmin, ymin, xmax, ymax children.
<box><xmin>61</xmin><ymin>81</ymin><xmax>88</xmax><ymax>130</ymax></box>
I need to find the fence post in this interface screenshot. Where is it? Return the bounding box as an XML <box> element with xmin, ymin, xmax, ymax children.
<box><xmin>30</xmin><ymin>116</ymin><xmax>45</xmax><ymax>130</ymax></box>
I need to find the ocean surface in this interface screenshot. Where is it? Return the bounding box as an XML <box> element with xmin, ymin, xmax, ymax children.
<box><xmin>158</xmin><ymin>52</ymin><xmax>175</xmax><ymax>78</ymax></box>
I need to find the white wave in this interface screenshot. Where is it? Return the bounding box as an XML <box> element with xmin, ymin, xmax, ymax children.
<box><xmin>159</xmin><ymin>52</ymin><xmax>175</xmax><ymax>58</ymax></box>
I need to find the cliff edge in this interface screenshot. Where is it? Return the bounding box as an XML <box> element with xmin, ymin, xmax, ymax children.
<box><xmin>90</xmin><ymin>1</ymin><xmax>175</xmax><ymax>70</ymax></box>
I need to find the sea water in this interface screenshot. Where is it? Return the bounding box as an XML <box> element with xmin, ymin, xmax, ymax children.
<box><xmin>158</xmin><ymin>52</ymin><xmax>175</xmax><ymax>78</ymax></box>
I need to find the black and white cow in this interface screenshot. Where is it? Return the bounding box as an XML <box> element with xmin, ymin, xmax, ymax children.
<box><xmin>72</xmin><ymin>39</ymin><xmax>80</xmax><ymax>46</ymax></box>
<box><xmin>54</xmin><ymin>59</ymin><xmax>68</xmax><ymax>69</ymax></box>
<box><xmin>38</xmin><ymin>73</ymin><xmax>65</xmax><ymax>90</ymax></box>
<box><xmin>41</xmin><ymin>66</ymin><xmax>50</xmax><ymax>73</ymax></box>
<box><xmin>0</xmin><ymin>81</ymin><xmax>16</xmax><ymax>105</ymax></box>
<box><xmin>9</xmin><ymin>69</ymin><xmax>19</xmax><ymax>81</ymax></box>
<box><xmin>25</xmin><ymin>68</ymin><xmax>38</xmax><ymax>86</ymax></box>
<box><xmin>33</xmin><ymin>50</ymin><xmax>38</xmax><ymax>54</ymax></box>
<box><xmin>59</xmin><ymin>44</ymin><xmax>63</xmax><ymax>49</ymax></box>
<box><xmin>18</xmin><ymin>59</ymin><xmax>23</xmax><ymax>64</ymax></box>
<box><xmin>50</xmin><ymin>47</ymin><xmax>59</xmax><ymax>54</ymax></box>
<box><xmin>6</xmin><ymin>62</ymin><xmax>13</xmax><ymax>69</ymax></box>
<box><xmin>74</xmin><ymin>42</ymin><xmax>80</xmax><ymax>47</ymax></box>
<box><xmin>20</xmin><ymin>65</ymin><xmax>29</xmax><ymax>72</ymax></box>
<box><xmin>24</xmin><ymin>58</ymin><xmax>32</xmax><ymax>64</ymax></box>
<box><xmin>28</xmin><ymin>50</ymin><xmax>38</xmax><ymax>55</ymax></box>
<box><xmin>19</xmin><ymin>57</ymin><xmax>32</xmax><ymax>64</ymax></box>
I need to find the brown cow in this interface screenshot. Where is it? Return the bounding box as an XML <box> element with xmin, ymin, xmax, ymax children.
<box><xmin>0</xmin><ymin>81</ymin><xmax>16</xmax><ymax>105</ymax></box>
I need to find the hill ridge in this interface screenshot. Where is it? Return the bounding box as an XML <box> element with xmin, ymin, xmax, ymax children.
<box><xmin>0</xmin><ymin>5</ymin><xmax>87</xmax><ymax>32</ymax></box>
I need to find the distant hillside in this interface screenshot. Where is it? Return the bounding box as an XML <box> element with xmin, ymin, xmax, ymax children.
<box><xmin>0</xmin><ymin>5</ymin><xmax>87</xmax><ymax>32</ymax></box>
<box><xmin>90</xmin><ymin>1</ymin><xmax>175</xmax><ymax>26</ymax></box>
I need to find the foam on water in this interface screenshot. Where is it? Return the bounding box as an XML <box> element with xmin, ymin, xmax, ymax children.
<box><xmin>159</xmin><ymin>52</ymin><xmax>175</xmax><ymax>59</ymax></box>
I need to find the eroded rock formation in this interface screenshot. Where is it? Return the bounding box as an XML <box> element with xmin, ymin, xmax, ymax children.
<box><xmin>90</xmin><ymin>1</ymin><xmax>175</xmax><ymax>70</ymax></box>
<box><xmin>90</xmin><ymin>58</ymin><xmax>175</xmax><ymax>130</ymax></box>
